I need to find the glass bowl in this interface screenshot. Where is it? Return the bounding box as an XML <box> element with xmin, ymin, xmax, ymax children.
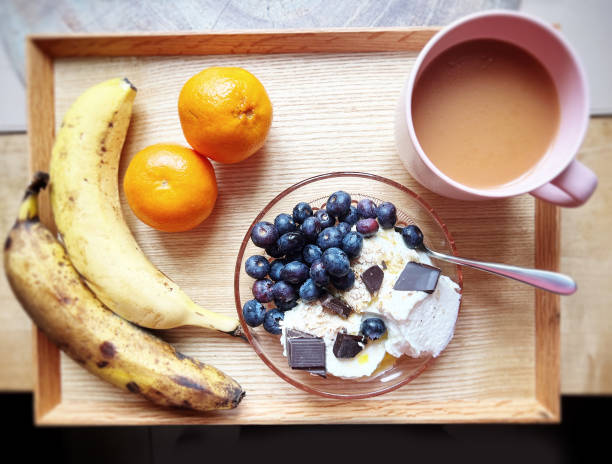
<box><xmin>234</xmin><ymin>172</ymin><xmax>463</xmax><ymax>399</ymax></box>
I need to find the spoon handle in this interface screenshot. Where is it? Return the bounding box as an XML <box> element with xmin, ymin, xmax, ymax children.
<box><xmin>425</xmin><ymin>247</ymin><xmax>577</xmax><ymax>295</ymax></box>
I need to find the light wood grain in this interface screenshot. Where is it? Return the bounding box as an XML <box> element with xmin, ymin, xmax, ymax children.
<box><xmin>561</xmin><ymin>117</ymin><xmax>612</xmax><ymax>394</ymax></box>
<box><xmin>39</xmin><ymin>398</ymin><xmax>550</xmax><ymax>425</ymax></box>
<box><xmin>535</xmin><ymin>201</ymin><xmax>561</xmax><ymax>418</ymax></box>
<box><xmin>26</xmin><ymin>39</ymin><xmax>55</xmax><ymax>228</ymax></box>
<box><xmin>4</xmin><ymin>116</ymin><xmax>606</xmax><ymax>397</ymax></box>
<box><xmin>26</xmin><ymin>38</ymin><xmax>62</xmax><ymax>419</ymax></box>
<box><xmin>0</xmin><ymin>133</ymin><xmax>32</xmax><ymax>391</ymax></box>
<box><xmin>23</xmin><ymin>30</ymin><xmax>553</xmax><ymax>424</ymax></box>
<box><xmin>0</xmin><ymin>23</ymin><xmax>607</xmax><ymax>411</ymax></box>
<box><xmin>30</xmin><ymin>29</ymin><xmax>440</xmax><ymax>57</ymax></box>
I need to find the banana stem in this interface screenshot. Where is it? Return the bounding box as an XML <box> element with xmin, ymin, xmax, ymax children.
<box><xmin>17</xmin><ymin>172</ymin><xmax>49</xmax><ymax>222</ymax></box>
<box><xmin>230</xmin><ymin>325</ymin><xmax>248</xmax><ymax>341</ymax></box>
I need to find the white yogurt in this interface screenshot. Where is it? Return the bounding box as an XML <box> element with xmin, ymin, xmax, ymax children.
<box><xmin>280</xmin><ymin>303</ymin><xmax>385</xmax><ymax>378</ymax></box>
<box><xmin>280</xmin><ymin>227</ymin><xmax>461</xmax><ymax>378</ymax></box>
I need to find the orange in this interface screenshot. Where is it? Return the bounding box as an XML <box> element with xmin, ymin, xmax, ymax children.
<box><xmin>123</xmin><ymin>143</ymin><xmax>218</xmax><ymax>232</ymax></box>
<box><xmin>178</xmin><ymin>67</ymin><xmax>273</xmax><ymax>164</ymax></box>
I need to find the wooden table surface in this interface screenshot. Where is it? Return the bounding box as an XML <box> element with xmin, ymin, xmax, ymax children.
<box><xmin>0</xmin><ymin>0</ymin><xmax>610</xmax><ymax>397</ymax></box>
<box><xmin>2</xmin><ymin>117</ymin><xmax>611</xmax><ymax>395</ymax></box>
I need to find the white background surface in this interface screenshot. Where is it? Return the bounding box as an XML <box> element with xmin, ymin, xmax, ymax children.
<box><xmin>521</xmin><ymin>0</ymin><xmax>612</xmax><ymax>115</ymax></box>
<box><xmin>0</xmin><ymin>43</ymin><xmax>26</xmax><ymax>132</ymax></box>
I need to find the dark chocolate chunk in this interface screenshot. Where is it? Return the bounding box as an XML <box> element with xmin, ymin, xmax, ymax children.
<box><xmin>285</xmin><ymin>329</ymin><xmax>327</xmax><ymax>377</ymax></box>
<box><xmin>393</xmin><ymin>261</ymin><xmax>441</xmax><ymax>293</ymax></box>
<box><xmin>321</xmin><ymin>294</ymin><xmax>353</xmax><ymax>318</ymax></box>
<box><xmin>285</xmin><ymin>329</ymin><xmax>316</xmax><ymax>359</ymax></box>
<box><xmin>361</xmin><ymin>265</ymin><xmax>384</xmax><ymax>294</ymax></box>
<box><xmin>286</xmin><ymin>328</ymin><xmax>315</xmax><ymax>339</ymax></box>
<box><xmin>332</xmin><ymin>332</ymin><xmax>366</xmax><ymax>358</ymax></box>
<box><xmin>286</xmin><ymin>337</ymin><xmax>326</xmax><ymax>371</ymax></box>
<box><xmin>381</xmin><ymin>260</ymin><xmax>387</xmax><ymax>270</ymax></box>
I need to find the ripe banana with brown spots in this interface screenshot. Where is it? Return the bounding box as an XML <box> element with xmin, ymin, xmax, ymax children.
<box><xmin>4</xmin><ymin>173</ymin><xmax>245</xmax><ymax>411</ymax></box>
<box><xmin>49</xmin><ymin>77</ymin><xmax>242</xmax><ymax>335</ymax></box>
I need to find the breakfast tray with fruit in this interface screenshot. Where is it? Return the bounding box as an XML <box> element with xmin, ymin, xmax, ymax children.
<box><xmin>20</xmin><ymin>28</ymin><xmax>560</xmax><ymax>424</ymax></box>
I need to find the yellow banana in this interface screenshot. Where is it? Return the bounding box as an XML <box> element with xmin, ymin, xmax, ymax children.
<box><xmin>49</xmin><ymin>78</ymin><xmax>241</xmax><ymax>335</ymax></box>
<box><xmin>4</xmin><ymin>173</ymin><xmax>245</xmax><ymax>411</ymax></box>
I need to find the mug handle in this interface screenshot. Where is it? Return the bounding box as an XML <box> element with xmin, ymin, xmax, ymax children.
<box><xmin>530</xmin><ymin>160</ymin><xmax>598</xmax><ymax>207</ymax></box>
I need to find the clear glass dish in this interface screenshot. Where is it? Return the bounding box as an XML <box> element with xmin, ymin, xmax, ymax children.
<box><xmin>234</xmin><ymin>172</ymin><xmax>463</xmax><ymax>399</ymax></box>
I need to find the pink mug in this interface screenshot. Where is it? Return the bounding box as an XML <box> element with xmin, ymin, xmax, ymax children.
<box><xmin>395</xmin><ymin>10</ymin><xmax>598</xmax><ymax>206</ymax></box>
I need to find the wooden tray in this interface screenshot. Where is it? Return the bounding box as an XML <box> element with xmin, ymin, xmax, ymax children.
<box><xmin>27</xmin><ymin>29</ymin><xmax>560</xmax><ymax>424</ymax></box>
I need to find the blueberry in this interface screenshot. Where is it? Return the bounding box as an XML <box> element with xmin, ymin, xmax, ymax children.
<box><xmin>252</xmin><ymin>278</ymin><xmax>274</xmax><ymax>303</ymax></box>
<box><xmin>271</xmin><ymin>280</ymin><xmax>296</xmax><ymax>303</ymax></box>
<box><xmin>265</xmin><ymin>241</ymin><xmax>284</xmax><ymax>258</ymax></box>
<box><xmin>299</xmin><ymin>278</ymin><xmax>322</xmax><ymax>301</ymax></box>
<box><xmin>400</xmin><ymin>225</ymin><xmax>424</xmax><ymax>249</ymax></box>
<box><xmin>341</xmin><ymin>231</ymin><xmax>363</xmax><ymax>258</ymax></box>
<box><xmin>314</xmin><ymin>209</ymin><xmax>336</xmax><ymax>228</ymax></box>
<box><xmin>376</xmin><ymin>201</ymin><xmax>397</xmax><ymax>229</ymax></box>
<box><xmin>269</xmin><ymin>259</ymin><xmax>285</xmax><ymax>281</ymax></box>
<box><xmin>316</xmin><ymin>226</ymin><xmax>344</xmax><ymax>250</ymax></box>
<box><xmin>277</xmin><ymin>231</ymin><xmax>306</xmax><ymax>255</ymax></box>
<box><xmin>284</xmin><ymin>248</ymin><xmax>305</xmax><ymax>263</ymax></box>
<box><xmin>292</xmin><ymin>202</ymin><xmax>313</xmax><ymax>224</ymax></box>
<box><xmin>276</xmin><ymin>299</ymin><xmax>298</xmax><ymax>311</ymax></box>
<box><xmin>310</xmin><ymin>259</ymin><xmax>330</xmax><ymax>287</ymax></box>
<box><xmin>339</xmin><ymin>205</ymin><xmax>359</xmax><ymax>226</ymax></box>
<box><xmin>301</xmin><ymin>216</ymin><xmax>321</xmax><ymax>242</ymax></box>
<box><xmin>281</xmin><ymin>260</ymin><xmax>309</xmax><ymax>284</ymax></box>
<box><xmin>331</xmin><ymin>269</ymin><xmax>355</xmax><ymax>290</ymax></box>
<box><xmin>357</xmin><ymin>198</ymin><xmax>378</xmax><ymax>219</ymax></box>
<box><xmin>242</xmin><ymin>299</ymin><xmax>266</xmax><ymax>327</ymax></box>
<box><xmin>250</xmin><ymin>221</ymin><xmax>279</xmax><ymax>248</ymax></box>
<box><xmin>245</xmin><ymin>255</ymin><xmax>270</xmax><ymax>280</ymax></box>
<box><xmin>326</xmin><ymin>191</ymin><xmax>351</xmax><ymax>218</ymax></box>
<box><xmin>274</xmin><ymin>213</ymin><xmax>297</xmax><ymax>236</ymax></box>
<box><xmin>360</xmin><ymin>317</ymin><xmax>387</xmax><ymax>340</ymax></box>
<box><xmin>356</xmin><ymin>218</ymin><xmax>379</xmax><ymax>237</ymax></box>
<box><xmin>263</xmin><ymin>308</ymin><xmax>284</xmax><ymax>334</ymax></box>
<box><xmin>322</xmin><ymin>247</ymin><xmax>350</xmax><ymax>277</ymax></box>
<box><xmin>336</xmin><ymin>221</ymin><xmax>352</xmax><ymax>237</ymax></box>
<box><xmin>302</xmin><ymin>244</ymin><xmax>323</xmax><ymax>265</ymax></box>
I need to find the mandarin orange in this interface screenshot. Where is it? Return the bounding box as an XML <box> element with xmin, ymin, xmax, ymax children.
<box><xmin>123</xmin><ymin>143</ymin><xmax>218</xmax><ymax>232</ymax></box>
<box><xmin>178</xmin><ymin>67</ymin><xmax>273</xmax><ymax>164</ymax></box>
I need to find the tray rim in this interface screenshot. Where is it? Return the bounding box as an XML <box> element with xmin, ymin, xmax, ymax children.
<box><xmin>27</xmin><ymin>27</ymin><xmax>442</xmax><ymax>57</ymax></box>
<box><xmin>26</xmin><ymin>28</ymin><xmax>560</xmax><ymax>425</ymax></box>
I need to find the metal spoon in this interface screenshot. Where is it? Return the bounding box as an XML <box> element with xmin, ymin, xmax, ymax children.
<box><xmin>395</xmin><ymin>225</ymin><xmax>577</xmax><ymax>295</ymax></box>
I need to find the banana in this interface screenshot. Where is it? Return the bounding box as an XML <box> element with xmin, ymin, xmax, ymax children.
<box><xmin>4</xmin><ymin>173</ymin><xmax>245</xmax><ymax>411</ymax></box>
<box><xmin>49</xmin><ymin>78</ymin><xmax>242</xmax><ymax>335</ymax></box>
